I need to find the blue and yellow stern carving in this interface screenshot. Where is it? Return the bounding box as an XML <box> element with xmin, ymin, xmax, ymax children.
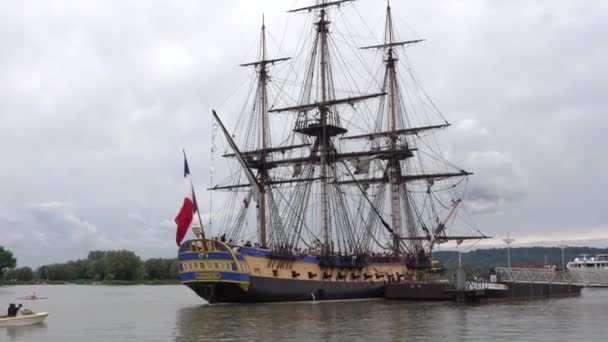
<box><xmin>178</xmin><ymin>239</ymin><xmax>250</xmax><ymax>292</ymax></box>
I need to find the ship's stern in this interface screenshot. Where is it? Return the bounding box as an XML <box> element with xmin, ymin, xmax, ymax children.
<box><xmin>178</xmin><ymin>239</ymin><xmax>251</xmax><ymax>303</ymax></box>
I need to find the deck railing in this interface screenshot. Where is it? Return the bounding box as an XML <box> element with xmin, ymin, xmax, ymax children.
<box><xmin>496</xmin><ymin>267</ymin><xmax>608</xmax><ymax>287</ymax></box>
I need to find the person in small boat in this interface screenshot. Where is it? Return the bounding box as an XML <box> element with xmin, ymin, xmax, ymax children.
<box><xmin>7</xmin><ymin>303</ymin><xmax>18</xmax><ymax>317</ymax></box>
<box><xmin>16</xmin><ymin>304</ymin><xmax>33</xmax><ymax>316</ymax></box>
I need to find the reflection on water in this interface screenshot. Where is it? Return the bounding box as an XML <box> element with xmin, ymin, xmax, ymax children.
<box><xmin>3</xmin><ymin>323</ymin><xmax>47</xmax><ymax>340</ymax></box>
<box><xmin>171</xmin><ymin>300</ymin><xmax>463</xmax><ymax>341</ymax></box>
<box><xmin>173</xmin><ymin>300</ymin><xmax>405</xmax><ymax>342</ymax></box>
<box><xmin>173</xmin><ymin>294</ymin><xmax>607</xmax><ymax>342</ymax></box>
<box><xmin>1</xmin><ymin>285</ymin><xmax>607</xmax><ymax>341</ymax></box>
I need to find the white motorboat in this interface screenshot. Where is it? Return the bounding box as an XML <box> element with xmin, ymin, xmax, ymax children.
<box><xmin>0</xmin><ymin>312</ymin><xmax>48</xmax><ymax>327</ymax></box>
<box><xmin>567</xmin><ymin>254</ymin><xmax>608</xmax><ymax>270</ymax></box>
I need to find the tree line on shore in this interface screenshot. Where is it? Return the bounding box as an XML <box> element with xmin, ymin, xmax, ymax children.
<box><xmin>1</xmin><ymin>246</ymin><xmax>178</xmax><ymax>283</ymax></box>
<box><xmin>434</xmin><ymin>246</ymin><xmax>608</xmax><ymax>273</ymax></box>
<box><xmin>4</xmin><ymin>245</ymin><xmax>608</xmax><ymax>283</ymax></box>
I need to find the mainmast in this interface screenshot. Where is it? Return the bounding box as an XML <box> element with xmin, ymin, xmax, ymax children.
<box><xmin>259</xmin><ymin>17</ymin><xmax>269</xmax><ymax>248</ymax></box>
<box><xmin>318</xmin><ymin>5</ymin><xmax>331</xmax><ymax>254</ymax></box>
<box><xmin>386</xmin><ymin>2</ymin><xmax>403</xmax><ymax>257</ymax></box>
<box><xmin>284</xmin><ymin>0</ymin><xmax>357</xmax><ymax>255</ymax></box>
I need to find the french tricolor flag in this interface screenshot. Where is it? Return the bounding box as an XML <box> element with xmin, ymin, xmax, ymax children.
<box><xmin>174</xmin><ymin>154</ymin><xmax>199</xmax><ymax>246</ymax></box>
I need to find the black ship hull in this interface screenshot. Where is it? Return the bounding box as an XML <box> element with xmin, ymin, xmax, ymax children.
<box><xmin>186</xmin><ymin>276</ymin><xmax>386</xmax><ymax>303</ymax></box>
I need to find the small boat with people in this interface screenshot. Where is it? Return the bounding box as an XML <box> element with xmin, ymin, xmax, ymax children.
<box><xmin>0</xmin><ymin>312</ymin><xmax>48</xmax><ymax>327</ymax></box>
<box><xmin>16</xmin><ymin>292</ymin><xmax>47</xmax><ymax>300</ymax></box>
<box><xmin>1</xmin><ymin>303</ymin><xmax>48</xmax><ymax>327</ymax></box>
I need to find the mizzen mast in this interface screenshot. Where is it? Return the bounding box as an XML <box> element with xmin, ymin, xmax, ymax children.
<box><xmin>355</xmin><ymin>1</ymin><xmax>482</xmax><ymax>260</ymax></box>
<box><xmin>362</xmin><ymin>1</ymin><xmax>416</xmax><ymax>257</ymax></box>
<box><xmin>356</xmin><ymin>1</ymin><xmax>432</xmax><ymax>257</ymax></box>
<box><xmin>386</xmin><ymin>2</ymin><xmax>403</xmax><ymax>257</ymax></box>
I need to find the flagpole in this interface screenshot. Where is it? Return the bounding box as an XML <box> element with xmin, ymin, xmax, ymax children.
<box><xmin>183</xmin><ymin>149</ymin><xmax>207</xmax><ymax>250</ymax></box>
<box><xmin>193</xmin><ymin>185</ymin><xmax>207</xmax><ymax>248</ymax></box>
<box><xmin>209</xmin><ymin>115</ymin><xmax>215</xmax><ymax>238</ymax></box>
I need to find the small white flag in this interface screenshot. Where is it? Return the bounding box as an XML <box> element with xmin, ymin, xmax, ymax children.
<box><xmin>210</xmin><ymin>117</ymin><xmax>220</xmax><ymax>178</ymax></box>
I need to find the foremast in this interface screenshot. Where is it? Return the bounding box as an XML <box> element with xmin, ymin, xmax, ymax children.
<box><xmin>236</xmin><ymin>18</ymin><xmax>291</xmax><ymax>248</ymax></box>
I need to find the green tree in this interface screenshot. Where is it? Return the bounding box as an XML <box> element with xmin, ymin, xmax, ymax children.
<box><xmin>168</xmin><ymin>259</ymin><xmax>179</xmax><ymax>279</ymax></box>
<box><xmin>0</xmin><ymin>246</ymin><xmax>17</xmax><ymax>279</ymax></box>
<box><xmin>144</xmin><ymin>258</ymin><xmax>166</xmax><ymax>280</ymax></box>
<box><xmin>144</xmin><ymin>258</ymin><xmax>179</xmax><ymax>280</ymax></box>
<box><xmin>3</xmin><ymin>268</ymin><xmax>17</xmax><ymax>281</ymax></box>
<box><xmin>87</xmin><ymin>251</ymin><xmax>106</xmax><ymax>261</ymax></box>
<box><xmin>83</xmin><ymin>260</ymin><xmax>103</xmax><ymax>280</ymax></box>
<box><xmin>18</xmin><ymin>267</ymin><xmax>34</xmax><ymax>282</ymax></box>
<box><xmin>37</xmin><ymin>249</ymin><xmax>146</xmax><ymax>282</ymax></box>
<box><xmin>4</xmin><ymin>267</ymin><xmax>34</xmax><ymax>282</ymax></box>
<box><xmin>84</xmin><ymin>251</ymin><xmax>108</xmax><ymax>280</ymax></box>
<box><xmin>37</xmin><ymin>265</ymin><xmax>49</xmax><ymax>280</ymax></box>
<box><xmin>104</xmin><ymin>250</ymin><xmax>143</xmax><ymax>281</ymax></box>
<box><xmin>42</xmin><ymin>263</ymin><xmax>77</xmax><ymax>281</ymax></box>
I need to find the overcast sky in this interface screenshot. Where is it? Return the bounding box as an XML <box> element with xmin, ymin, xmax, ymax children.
<box><xmin>1</xmin><ymin>0</ymin><xmax>607</xmax><ymax>267</ymax></box>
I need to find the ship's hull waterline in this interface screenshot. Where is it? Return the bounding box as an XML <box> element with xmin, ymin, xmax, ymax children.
<box><xmin>178</xmin><ymin>239</ymin><xmax>407</xmax><ymax>303</ymax></box>
<box><xmin>186</xmin><ymin>276</ymin><xmax>386</xmax><ymax>303</ymax></box>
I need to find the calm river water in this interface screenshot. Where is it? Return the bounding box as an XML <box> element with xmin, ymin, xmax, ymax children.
<box><xmin>0</xmin><ymin>284</ymin><xmax>606</xmax><ymax>341</ymax></box>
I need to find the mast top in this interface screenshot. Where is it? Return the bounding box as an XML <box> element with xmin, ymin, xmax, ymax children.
<box><xmin>239</xmin><ymin>17</ymin><xmax>291</xmax><ymax>68</ymax></box>
<box><xmin>288</xmin><ymin>0</ymin><xmax>355</xmax><ymax>13</ymax></box>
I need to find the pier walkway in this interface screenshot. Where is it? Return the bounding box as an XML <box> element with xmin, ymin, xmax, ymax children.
<box><xmin>496</xmin><ymin>267</ymin><xmax>608</xmax><ymax>287</ymax></box>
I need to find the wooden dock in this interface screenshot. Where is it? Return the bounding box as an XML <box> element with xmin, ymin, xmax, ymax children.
<box><xmin>385</xmin><ymin>267</ymin><xmax>587</xmax><ymax>302</ymax></box>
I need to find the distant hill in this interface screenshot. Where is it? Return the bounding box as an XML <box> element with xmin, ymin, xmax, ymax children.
<box><xmin>432</xmin><ymin>246</ymin><xmax>608</xmax><ymax>273</ymax></box>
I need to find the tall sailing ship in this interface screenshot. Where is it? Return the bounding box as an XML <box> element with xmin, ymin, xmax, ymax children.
<box><xmin>177</xmin><ymin>0</ymin><xmax>487</xmax><ymax>303</ymax></box>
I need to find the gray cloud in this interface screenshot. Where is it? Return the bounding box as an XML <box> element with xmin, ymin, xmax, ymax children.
<box><xmin>443</xmin><ymin>119</ymin><xmax>527</xmax><ymax>215</ymax></box>
<box><xmin>28</xmin><ymin>202</ymin><xmax>101</xmax><ymax>243</ymax></box>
